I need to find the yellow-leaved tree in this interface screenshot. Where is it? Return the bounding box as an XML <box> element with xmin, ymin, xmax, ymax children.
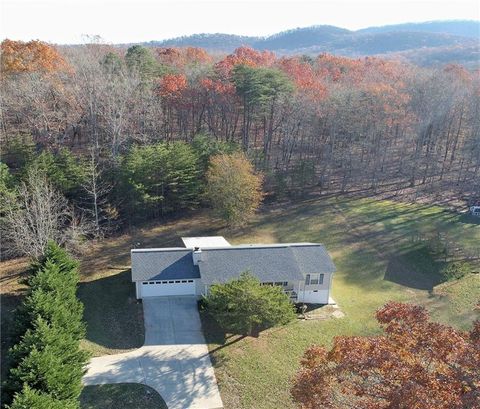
<box><xmin>205</xmin><ymin>152</ymin><xmax>263</xmax><ymax>226</ymax></box>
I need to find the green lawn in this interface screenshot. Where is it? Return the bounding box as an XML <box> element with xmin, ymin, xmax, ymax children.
<box><xmin>80</xmin><ymin>384</ymin><xmax>167</xmax><ymax>409</ymax></box>
<box><xmin>2</xmin><ymin>195</ymin><xmax>479</xmax><ymax>409</ymax></box>
<box><xmin>204</xmin><ymin>197</ymin><xmax>480</xmax><ymax>408</ymax></box>
<box><xmin>78</xmin><ymin>270</ymin><xmax>145</xmax><ymax>356</ymax></box>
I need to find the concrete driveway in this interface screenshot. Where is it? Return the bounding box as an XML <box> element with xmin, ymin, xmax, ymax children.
<box><xmin>83</xmin><ymin>297</ymin><xmax>223</xmax><ymax>409</ymax></box>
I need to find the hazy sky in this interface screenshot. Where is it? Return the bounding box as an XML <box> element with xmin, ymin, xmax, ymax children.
<box><xmin>1</xmin><ymin>0</ymin><xmax>479</xmax><ymax>44</ymax></box>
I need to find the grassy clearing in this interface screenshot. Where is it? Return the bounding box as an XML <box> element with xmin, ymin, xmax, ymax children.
<box><xmin>80</xmin><ymin>384</ymin><xmax>167</xmax><ymax>409</ymax></box>
<box><xmin>1</xmin><ymin>196</ymin><xmax>479</xmax><ymax>408</ymax></box>
<box><xmin>206</xmin><ymin>197</ymin><xmax>479</xmax><ymax>408</ymax></box>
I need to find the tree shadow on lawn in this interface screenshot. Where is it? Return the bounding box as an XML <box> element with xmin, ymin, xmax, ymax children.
<box><xmin>80</xmin><ymin>383</ymin><xmax>168</xmax><ymax>409</ymax></box>
<box><xmin>337</xmin><ymin>244</ymin><xmax>446</xmax><ymax>292</ymax></box>
<box><xmin>78</xmin><ymin>270</ymin><xmax>145</xmax><ymax>351</ymax></box>
<box><xmin>458</xmin><ymin>213</ymin><xmax>480</xmax><ymax>226</ymax></box>
<box><xmin>198</xmin><ymin>309</ymin><xmax>252</xmax><ymax>366</ymax></box>
<box><xmin>384</xmin><ymin>249</ymin><xmax>446</xmax><ymax>291</ymax></box>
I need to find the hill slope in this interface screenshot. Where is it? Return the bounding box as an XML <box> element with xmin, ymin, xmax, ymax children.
<box><xmin>358</xmin><ymin>20</ymin><xmax>480</xmax><ymax>38</ymax></box>
<box><xmin>146</xmin><ymin>20</ymin><xmax>480</xmax><ymax>66</ymax></box>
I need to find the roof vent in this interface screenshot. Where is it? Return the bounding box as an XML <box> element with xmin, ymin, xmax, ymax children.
<box><xmin>192</xmin><ymin>248</ymin><xmax>202</xmax><ymax>265</ymax></box>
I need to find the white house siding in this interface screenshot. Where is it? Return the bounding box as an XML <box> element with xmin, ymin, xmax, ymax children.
<box><xmin>295</xmin><ymin>272</ymin><xmax>332</xmax><ymax>304</ymax></box>
<box><xmin>297</xmin><ymin>289</ymin><xmax>329</xmax><ymax>304</ymax></box>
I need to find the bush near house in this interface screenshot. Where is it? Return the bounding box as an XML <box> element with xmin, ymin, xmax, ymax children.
<box><xmin>4</xmin><ymin>242</ymin><xmax>89</xmax><ymax>408</ymax></box>
<box><xmin>203</xmin><ymin>271</ymin><xmax>296</xmax><ymax>336</ymax></box>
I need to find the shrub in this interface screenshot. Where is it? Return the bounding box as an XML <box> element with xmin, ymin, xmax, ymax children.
<box><xmin>203</xmin><ymin>271</ymin><xmax>296</xmax><ymax>336</ymax></box>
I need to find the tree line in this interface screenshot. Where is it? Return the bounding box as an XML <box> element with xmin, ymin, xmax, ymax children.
<box><xmin>1</xmin><ymin>40</ymin><xmax>479</xmax><ymax>233</ymax></box>
<box><xmin>0</xmin><ymin>133</ymin><xmax>263</xmax><ymax>257</ymax></box>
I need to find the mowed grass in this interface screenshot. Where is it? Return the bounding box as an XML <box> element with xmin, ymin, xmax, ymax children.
<box><xmin>1</xmin><ymin>196</ymin><xmax>479</xmax><ymax>408</ymax></box>
<box><xmin>80</xmin><ymin>384</ymin><xmax>167</xmax><ymax>409</ymax></box>
<box><xmin>205</xmin><ymin>197</ymin><xmax>480</xmax><ymax>408</ymax></box>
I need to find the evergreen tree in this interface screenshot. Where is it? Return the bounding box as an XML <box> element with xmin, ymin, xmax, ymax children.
<box><xmin>8</xmin><ymin>385</ymin><xmax>77</xmax><ymax>409</ymax></box>
<box><xmin>0</xmin><ymin>162</ymin><xmax>16</xmax><ymax>214</ymax></box>
<box><xmin>8</xmin><ymin>317</ymin><xmax>89</xmax><ymax>403</ymax></box>
<box><xmin>4</xmin><ymin>242</ymin><xmax>88</xmax><ymax>406</ymax></box>
<box><xmin>28</xmin><ymin>149</ymin><xmax>86</xmax><ymax>201</ymax></box>
<box><xmin>120</xmin><ymin>142</ymin><xmax>200</xmax><ymax>219</ymax></box>
<box><xmin>15</xmin><ymin>242</ymin><xmax>84</xmax><ymax>340</ymax></box>
<box><xmin>191</xmin><ymin>133</ymin><xmax>238</xmax><ymax>173</ymax></box>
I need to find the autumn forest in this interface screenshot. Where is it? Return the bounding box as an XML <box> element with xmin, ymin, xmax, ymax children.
<box><xmin>1</xmin><ymin>39</ymin><xmax>479</xmax><ymax>245</ymax></box>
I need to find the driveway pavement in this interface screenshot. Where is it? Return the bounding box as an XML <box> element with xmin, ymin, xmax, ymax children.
<box><xmin>83</xmin><ymin>297</ymin><xmax>223</xmax><ymax>409</ymax></box>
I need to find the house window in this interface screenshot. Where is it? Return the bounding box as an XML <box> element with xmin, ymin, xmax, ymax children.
<box><xmin>187</xmin><ymin>280</ymin><xmax>194</xmax><ymax>283</ymax></box>
<box><xmin>274</xmin><ymin>282</ymin><xmax>284</xmax><ymax>286</ymax></box>
<box><xmin>149</xmin><ymin>282</ymin><xmax>154</xmax><ymax>284</ymax></box>
<box><xmin>181</xmin><ymin>280</ymin><xmax>187</xmax><ymax>283</ymax></box>
<box><xmin>284</xmin><ymin>281</ymin><xmax>288</xmax><ymax>286</ymax></box>
<box><xmin>142</xmin><ymin>282</ymin><xmax>148</xmax><ymax>285</ymax></box>
<box><xmin>168</xmin><ymin>281</ymin><xmax>174</xmax><ymax>283</ymax></box>
<box><xmin>306</xmin><ymin>274</ymin><xmax>324</xmax><ymax>285</ymax></box>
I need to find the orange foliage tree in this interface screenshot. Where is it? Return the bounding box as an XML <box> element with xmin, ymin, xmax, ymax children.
<box><xmin>1</xmin><ymin>39</ymin><xmax>69</xmax><ymax>75</ymax></box>
<box><xmin>291</xmin><ymin>302</ymin><xmax>480</xmax><ymax>409</ymax></box>
<box><xmin>215</xmin><ymin>46</ymin><xmax>276</xmax><ymax>78</ymax></box>
<box><xmin>157</xmin><ymin>73</ymin><xmax>188</xmax><ymax>98</ymax></box>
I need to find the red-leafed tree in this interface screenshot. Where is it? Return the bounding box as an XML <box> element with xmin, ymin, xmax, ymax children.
<box><xmin>157</xmin><ymin>73</ymin><xmax>188</xmax><ymax>98</ymax></box>
<box><xmin>277</xmin><ymin>57</ymin><xmax>327</xmax><ymax>102</ymax></box>
<box><xmin>291</xmin><ymin>302</ymin><xmax>480</xmax><ymax>409</ymax></box>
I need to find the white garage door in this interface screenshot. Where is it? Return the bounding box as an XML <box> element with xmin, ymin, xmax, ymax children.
<box><xmin>140</xmin><ymin>279</ymin><xmax>196</xmax><ymax>297</ymax></box>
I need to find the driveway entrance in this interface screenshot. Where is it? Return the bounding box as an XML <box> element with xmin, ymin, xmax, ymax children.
<box><xmin>83</xmin><ymin>297</ymin><xmax>223</xmax><ymax>409</ymax></box>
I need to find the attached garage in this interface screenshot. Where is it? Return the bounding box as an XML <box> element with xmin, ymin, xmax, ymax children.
<box><xmin>140</xmin><ymin>279</ymin><xmax>197</xmax><ymax>297</ymax></box>
<box><xmin>131</xmin><ymin>248</ymin><xmax>201</xmax><ymax>299</ymax></box>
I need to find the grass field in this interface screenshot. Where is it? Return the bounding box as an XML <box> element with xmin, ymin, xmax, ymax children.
<box><xmin>1</xmin><ymin>195</ymin><xmax>479</xmax><ymax>408</ymax></box>
<box><xmin>203</xmin><ymin>197</ymin><xmax>480</xmax><ymax>408</ymax></box>
<box><xmin>80</xmin><ymin>384</ymin><xmax>167</xmax><ymax>409</ymax></box>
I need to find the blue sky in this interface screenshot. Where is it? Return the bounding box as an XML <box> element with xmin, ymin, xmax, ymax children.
<box><xmin>1</xmin><ymin>0</ymin><xmax>479</xmax><ymax>44</ymax></box>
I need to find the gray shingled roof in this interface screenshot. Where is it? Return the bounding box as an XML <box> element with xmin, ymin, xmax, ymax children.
<box><xmin>131</xmin><ymin>244</ymin><xmax>335</xmax><ymax>284</ymax></box>
<box><xmin>291</xmin><ymin>245</ymin><xmax>336</xmax><ymax>276</ymax></box>
<box><xmin>131</xmin><ymin>248</ymin><xmax>200</xmax><ymax>281</ymax></box>
<box><xmin>198</xmin><ymin>244</ymin><xmax>335</xmax><ymax>285</ymax></box>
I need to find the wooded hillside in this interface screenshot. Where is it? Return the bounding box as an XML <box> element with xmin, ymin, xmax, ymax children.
<box><xmin>1</xmin><ymin>40</ymin><xmax>479</xmax><ymax>242</ymax></box>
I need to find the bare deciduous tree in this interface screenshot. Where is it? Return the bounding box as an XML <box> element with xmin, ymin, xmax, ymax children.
<box><xmin>2</xmin><ymin>167</ymin><xmax>90</xmax><ymax>259</ymax></box>
<box><xmin>82</xmin><ymin>150</ymin><xmax>114</xmax><ymax>237</ymax></box>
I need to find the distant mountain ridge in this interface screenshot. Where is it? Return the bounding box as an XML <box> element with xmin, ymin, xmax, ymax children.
<box><xmin>357</xmin><ymin>20</ymin><xmax>480</xmax><ymax>38</ymax></box>
<box><xmin>144</xmin><ymin>20</ymin><xmax>480</xmax><ymax>67</ymax></box>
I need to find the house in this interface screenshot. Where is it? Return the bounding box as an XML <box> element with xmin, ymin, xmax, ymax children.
<box><xmin>131</xmin><ymin>236</ymin><xmax>336</xmax><ymax>304</ymax></box>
